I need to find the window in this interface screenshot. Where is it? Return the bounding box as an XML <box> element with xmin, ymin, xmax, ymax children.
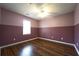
<box><xmin>23</xmin><ymin>19</ymin><xmax>31</xmax><ymax>35</ymax></box>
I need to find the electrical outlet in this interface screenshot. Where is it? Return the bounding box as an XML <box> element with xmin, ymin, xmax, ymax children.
<box><xmin>13</xmin><ymin>38</ymin><xmax>16</xmax><ymax>40</ymax></box>
<box><xmin>61</xmin><ymin>37</ymin><xmax>63</xmax><ymax>40</ymax></box>
<box><xmin>77</xmin><ymin>43</ymin><xmax>78</xmax><ymax>46</ymax></box>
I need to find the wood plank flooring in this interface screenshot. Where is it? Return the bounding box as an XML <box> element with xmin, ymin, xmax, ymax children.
<box><xmin>1</xmin><ymin>39</ymin><xmax>78</xmax><ymax>56</ymax></box>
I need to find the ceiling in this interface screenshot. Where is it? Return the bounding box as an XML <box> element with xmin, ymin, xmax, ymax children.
<box><xmin>0</xmin><ymin>3</ymin><xmax>76</xmax><ymax>20</ymax></box>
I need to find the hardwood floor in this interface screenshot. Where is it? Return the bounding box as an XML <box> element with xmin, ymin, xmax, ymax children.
<box><xmin>1</xmin><ymin>39</ymin><xmax>78</xmax><ymax>56</ymax></box>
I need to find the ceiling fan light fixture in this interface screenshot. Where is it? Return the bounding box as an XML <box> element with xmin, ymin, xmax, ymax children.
<box><xmin>38</xmin><ymin>10</ymin><xmax>50</xmax><ymax>18</ymax></box>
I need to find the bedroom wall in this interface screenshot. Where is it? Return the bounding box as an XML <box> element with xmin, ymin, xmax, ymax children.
<box><xmin>0</xmin><ymin>8</ymin><xmax>1</xmax><ymax>24</ymax></box>
<box><xmin>0</xmin><ymin>8</ymin><xmax>39</xmax><ymax>46</ymax></box>
<box><xmin>74</xmin><ymin>3</ymin><xmax>79</xmax><ymax>51</ymax></box>
<box><xmin>39</xmin><ymin>12</ymin><xmax>74</xmax><ymax>43</ymax></box>
<box><xmin>0</xmin><ymin>8</ymin><xmax>2</xmax><ymax>46</ymax></box>
<box><xmin>0</xmin><ymin>7</ymin><xmax>75</xmax><ymax>46</ymax></box>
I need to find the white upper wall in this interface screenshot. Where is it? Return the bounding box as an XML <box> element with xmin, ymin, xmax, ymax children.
<box><xmin>0</xmin><ymin>7</ymin><xmax>74</xmax><ymax>27</ymax></box>
<box><xmin>74</xmin><ymin>4</ymin><xmax>79</xmax><ymax>25</ymax></box>
<box><xmin>1</xmin><ymin>8</ymin><xmax>23</xmax><ymax>26</ymax></box>
<box><xmin>1</xmin><ymin>8</ymin><xmax>38</xmax><ymax>27</ymax></box>
<box><xmin>39</xmin><ymin>12</ymin><xmax>74</xmax><ymax>27</ymax></box>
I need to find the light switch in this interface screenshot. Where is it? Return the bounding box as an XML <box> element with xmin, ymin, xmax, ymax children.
<box><xmin>13</xmin><ymin>38</ymin><xmax>16</xmax><ymax>40</ymax></box>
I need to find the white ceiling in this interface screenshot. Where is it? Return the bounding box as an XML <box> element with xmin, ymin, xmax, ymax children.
<box><xmin>0</xmin><ymin>3</ymin><xmax>76</xmax><ymax>20</ymax></box>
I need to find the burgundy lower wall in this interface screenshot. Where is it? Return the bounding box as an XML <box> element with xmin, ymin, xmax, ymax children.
<box><xmin>75</xmin><ymin>24</ymin><xmax>79</xmax><ymax>51</ymax></box>
<box><xmin>39</xmin><ymin>26</ymin><xmax>74</xmax><ymax>44</ymax></box>
<box><xmin>0</xmin><ymin>25</ymin><xmax>38</xmax><ymax>46</ymax></box>
<box><xmin>0</xmin><ymin>25</ymin><xmax>74</xmax><ymax>46</ymax></box>
<box><xmin>0</xmin><ymin>25</ymin><xmax>2</xmax><ymax>46</ymax></box>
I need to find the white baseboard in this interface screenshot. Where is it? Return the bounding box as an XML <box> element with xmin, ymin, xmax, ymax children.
<box><xmin>74</xmin><ymin>45</ymin><xmax>79</xmax><ymax>55</ymax></box>
<box><xmin>38</xmin><ymin>37</ymin><xmax>79</xmax><ymax>55</ymax></box>
<box><xmin>38</xmin><ymin>37</ymin><xmax>74</xmax><ymax>46</ymax></box>
<box><xmin>0</xmin><ymin>37</ymin><xmax>38</xmax><ymax>49</ymax></box>
<box><xmin>0</xmin><ymin>37</ymin><xmax>74</xmax><ymax>48</ymax></box>
<box><xmin>0</xmin><ymin>37</ymin><xmax>79</xmax><ymax>55</ymax></box>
